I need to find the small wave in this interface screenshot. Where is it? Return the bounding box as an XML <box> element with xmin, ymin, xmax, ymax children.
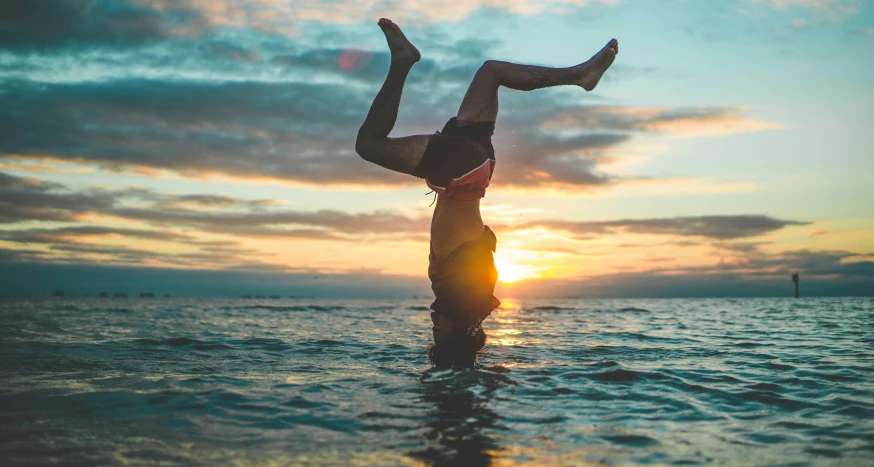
<box><xmin>39</xmin><ymin>359</ymin><xmax>99</xmax><ymax>371</ymax></box>
<box><xmin>762</xmin><ymin>361</ymin><xmax>795</xmax><ymax>371</ymax></box>
<box><xmin>408</xmin><ymin>306</ymin><xmax>430</xmax><ymax>311</ymax></box>
<box><xmin>165</xmin><ymin>337</ymin><xmax>197</xmax><ymax>347</ymax></box>
<box><xmin>746</xmin><ymin>432</ymin><xmax>788</xmax><ymax>445</ymax></box>
<box><xmin>246</xmin><ymin>304</ymin><xmax>346</xmax><ymax>312</ymax></box>
<box><xmin>602</xmin><ymin>433</ymin><xmax>658</xmax><ymax>447</ymax></box>
<box><xmin>795</xmin><ymin>369</ymin><xmax>861</xmax><ymax>382</ymax></box>
<box><xmin>832</xmin><ymin>403</ymin><xmax>874</xmax><ymax>419</ymax></box>
<box><xmin>527</xmin><ymin>376</ymin><xmax>552</xmax><ymax>383</ymax></box>
<box><xmin>281</xmin><ymin>396</ymin><xmax>327</xmax><ymax>409</ymax></box>
<box><xmin>619</xmin><ymin>307</ymin><xmax>650</xmax><ymax>313</ymax></box>
<box><xmin>192</xmin><ymin>343</ymin><xmax>233</xmax><ymax>351</ymax></box>
<box><xmin>313</xmin><ymin>339</ymin><xmax>344</xmax><ymax>346</ymax></box>
<box><xmin>746</xmin><ymin>382</ymin><xmax>783</xmax><ymax>391</ymax></box>
<box><xmin>526</xmin><ymin>306</ymin><xmax>570</xmax><ymax>312</ymax></box>
<box><xmin>238</xmin><ymin>337</ymin><xmax>291</xmax><ymax>352</ymax></box>
<box><xmin>249</xmin><ymin>305</ymin><xmax>308</xmax><ymax>311</ymax></box>
<box><xmin>563</xmin><ymin>368</ymin><xmax>641</xmax><ymax>383</ymax></box>
<box><xmin>133</xmin><ymin>338</ymin><xmax>161</xmax><ymax>346</ymax></box>
<box><xmin>804</xmin><ymin>447</ymin><xmax>842</xmax><ymax>458</ymax></box>
<box><xmin>738</xmin><ymin>390</ymin><xmax>814</xmax><ymax>411</ymax></box>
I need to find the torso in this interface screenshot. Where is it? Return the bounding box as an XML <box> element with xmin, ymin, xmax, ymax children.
<box><xmin>430</xmin><ymin>194</ymin><xmax>484</xmax><ymax>259</ymax></box>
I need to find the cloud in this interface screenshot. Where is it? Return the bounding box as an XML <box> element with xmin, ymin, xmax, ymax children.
<box><xmin>0</xmin><ymin>78</ymin><xmax>403</xmax><ymax>185</ymax></box>
<box><xmin>109</xmin><ymin>207</ymin><xmax>432</xmax><ymax>239</ymax></box>
<box><xmin>0</xmin><ymin>0</ymin><xmax>204</xmax><ymax>51</ymax></box>
<box><xmin>134</xmin><ymin>0</ymin><xmax>619</xmax><ymax>31</ymax></box>
<box><xmin>540</xmin><ymin>106</ymin><xmax>782</xmax><ymax>137</ymax></box>
<box><xmin>1</xmin><ymin>241</ymin><xmax>278</xmax><ymax>271</ymax></box>
<box><xmin>0</xmin><ymin>172</ymin><xmax>431</xmax><ymax>240</ymax></box>
<box><xmin>149</xmin><ymin>194</ymin><xmax>279</xmax><ymax>209</ymax></box>
<box><xmin>517</xmin><ymin>215</ymin><xmax>810</xmax><ymax>240</ymax></box>
<box><xmin>1</xmin><ymin>74</ymin><xmax>778</xmax><ymax>190</ymax></box>
<box><xmin>750</xmin><ymin>0</ymin><xmax>860</xmax><ymax>13</ymax></box>
<box><xmin>0</xmin><ymin>172</ymin><xmax>116</xmax><ymax>223</ymax></box>
<box><xmin>0</xmin><ymin>185</ymin><xmax>286</xmax><ymax>270</ymax></box>
<box><xmin>0</xmin><ymin>226</ymin><xmax>191</xmax><ymax>244</ymax></box>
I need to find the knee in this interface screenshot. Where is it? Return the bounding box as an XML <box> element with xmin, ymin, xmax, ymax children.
<box><xmin>355</xmin><ymin>132</ymin><xmax>374</xmax><ymax>161</ymax></box>
<box><xmin>478</xmin><ymin>60</ymin><xmax>501</xmax><ymax>78</ymax></box>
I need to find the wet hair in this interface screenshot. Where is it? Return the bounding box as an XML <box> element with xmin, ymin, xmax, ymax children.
<box><xmin>427</xmin><ymin>325</ymin><xmax>487</xmax><ymax>369</ymax></box>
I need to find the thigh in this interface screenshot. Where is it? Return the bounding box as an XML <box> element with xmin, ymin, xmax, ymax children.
<box><xmin>361</xmin><ymin>134</ymin><xmax>431</xmax><ymax>175</ymax></box>
<box><xmin>455</xmin><ymin>69</ymin><xmax>499</xmax><ymax>123</ymax></box>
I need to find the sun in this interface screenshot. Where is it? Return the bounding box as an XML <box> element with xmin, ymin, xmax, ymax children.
<box><xmin>493</xmin><ymin>255</ymin><xmax>537</xmax><ymax>283</ymax></box>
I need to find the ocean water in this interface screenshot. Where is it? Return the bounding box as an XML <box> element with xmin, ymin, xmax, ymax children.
<box><xmin>1</xmin><ymin>297</ymin><xmax>872</xmax><ymax>466</ymax></box>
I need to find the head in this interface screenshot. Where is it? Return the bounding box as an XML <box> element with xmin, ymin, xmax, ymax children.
<box><xmin>427</xmin><ymin>312</ymin><xmax>487</xmax><ymax>369</ymax></box>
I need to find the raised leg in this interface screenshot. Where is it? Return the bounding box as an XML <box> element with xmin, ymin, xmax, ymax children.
<box><xmin>456</xmin><ymin>39</ymin><xmax>618</xmax><ymax>123</ymax></box>
<box><xmin>355</xmin><ymin>19</ymin><xmax>430</xmax><ymax>175</ymax></box>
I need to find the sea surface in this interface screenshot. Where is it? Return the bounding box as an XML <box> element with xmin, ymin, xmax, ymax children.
<box><xmin>1</xmin><ymin>297</ymin><xmax>872</xmax><ymax>466</ymax></box>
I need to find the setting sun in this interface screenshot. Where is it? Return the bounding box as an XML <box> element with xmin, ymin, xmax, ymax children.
<box><xmin>494</xmin><ymin>254</ymin><xmax>539</xmax><ymax>283</ymax></box>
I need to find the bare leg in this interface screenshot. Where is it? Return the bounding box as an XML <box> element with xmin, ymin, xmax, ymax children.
<box><xmin>457</xmin><ymin>39</ymin><xmax>618</xmax><ymax>123</ymax></box>
<box><xmin>355</xmin><ymin>19</ymin><xmax>430</xmax><ymax>175</ymax></box>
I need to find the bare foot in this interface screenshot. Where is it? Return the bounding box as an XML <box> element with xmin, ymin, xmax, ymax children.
<box><xmin>576</xmin><ymin>38</ymin><xmax>618</xmax><ymax>91</ymax></box>
<box><xmin>378</xmin><ymin>18</ymin><xmax>421</xmax><ymax>64</ymax></box>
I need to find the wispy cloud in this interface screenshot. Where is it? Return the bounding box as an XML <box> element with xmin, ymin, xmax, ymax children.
<box><xmin>744</xmin><ymin>0</ymin><xmax>862</xmax><ymax>26</ymax></box>
<box><xmin>0</xmin><ymin>172</ymin><xmax>115</xmax><ymax>223</ymax></box>
<box><xmin>540</xmin><ymin>106</ymin><xmax>782</xmax><ymax>137</ymax></box>
<box><xmin>515</xmin><ymin>215</ymin><xmax>810</xmax><ymax>240</ymax></box>
<box><xmin>135</xmin><ymin>0</ymin><xmax>619</xmax><ymax>30</ymax></box>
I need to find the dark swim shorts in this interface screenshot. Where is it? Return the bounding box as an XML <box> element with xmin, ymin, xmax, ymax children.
<box><xmin>412</xmin><ymin>117</ymin><xmax>496</xmax><ymax>200</ymax></box>
<box><xmin>428</xmin><ymin>225</ymin><xmax>501</xmax><ymax>331</ymax></box>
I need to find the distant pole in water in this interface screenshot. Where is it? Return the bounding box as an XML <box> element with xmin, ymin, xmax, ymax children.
<box><xmin>792</xmin><ymin>273</ymin><xmax>800</xmax><ymax>298</ymax></box>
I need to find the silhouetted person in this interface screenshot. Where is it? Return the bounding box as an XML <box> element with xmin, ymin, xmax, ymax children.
<box><xmin>356</xmin><ymin>18</ymin><xmax>618</xmax><ymax>367</ymax></box>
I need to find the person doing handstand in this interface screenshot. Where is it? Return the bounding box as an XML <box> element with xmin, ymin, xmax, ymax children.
<box><xmin>356</xmin><ymin>18</ymin><xmax>618</xmax><ymax>368</ymax></box>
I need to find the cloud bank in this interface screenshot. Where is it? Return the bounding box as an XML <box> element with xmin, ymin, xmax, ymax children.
<box><xmin>1</xmin><ymin>0</ymin><xmax>780</xmax><ymax>191</ymax></box>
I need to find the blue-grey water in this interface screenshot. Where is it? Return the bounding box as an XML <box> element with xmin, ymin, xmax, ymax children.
<box><xmin>1</xmin><ymin>297</ymin><xmax>872</xmax><ymax>466</ymax></box>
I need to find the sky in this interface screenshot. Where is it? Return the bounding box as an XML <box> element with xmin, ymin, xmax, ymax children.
<box><xmin>1</xmin><ymin>0</ymin><xmax>872</xmax><ymax>297</ymax></box>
